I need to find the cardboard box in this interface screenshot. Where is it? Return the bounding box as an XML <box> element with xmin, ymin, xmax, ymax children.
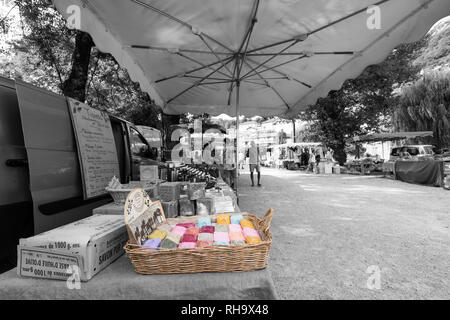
<box><xmin>188</xmin><ymin>182</ymin><xmax>206</xmax><ymax>200</ymax></box>
<box><xmin>179</xmin><ymin>198</ymin><xmax>195</xmax><ymax>216</ymax></box>
<box><xmin>17</xmin><ymin>215</ymin><xmax>127</xmax><ymax>282</ymax></box>
<box><xmin>140</xmin><ymin>165</ymin><xmax>159</xmax><ymax>183</ymax></box>
<box><xmin>159</xmin><ymin>182</ymin><xmax>181</xmax><ymax>201</ymax></box>
<box><xmin>196</xmin><ymin>198</ymin><xmax>214</xmax><ymax>215</ymax></box>
<box><xmin>161</xmin><ymin>200</ymin><xmax>179</xmax><ymax>218</ymax></box>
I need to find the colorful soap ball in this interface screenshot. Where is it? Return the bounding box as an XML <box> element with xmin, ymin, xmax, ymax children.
<box><xmin>176</xmin><ymin>222</ymin><xmax>196</xmax><ymax>228</ymax></box>
<box><xmin>215</xmin><ymin>224</ymin><xmax>228</xmax><ymax>233</ymax></box>
<box><xmin>157</xmin><ymin>223</ymin><xmax>172</xmax><ymax>233</ymax></box>
<box><xmin>200</xmin><ymin>226</ymin><xmax>215</xmax><ymax>234</ymax></box>
<box><xmin>245</xmin><ymin>237</ymin><xmax>262</xmax><ymax>244</ymax></box>
<box><xmin>166</xmin><ymin>232</ymin><xmax>182</xmax><ymax>244</ymax></box>
<box><xmin>243</xmin><ymin>227</ymin><xmax>261</xmax><ymax>239</ymax></box>
<box><xmin>240</xmin><ymin>219</ymin><xmax>255</xmax><ymax>230</ymax></box>
<box><xmin>197</xmin><ymin>241</ymin><xmax>213</xmax><ymax>248</ymax></box>
<box><xmin>229</xmin><ymin>224</ymin><xmax>242</xmax><ymax>233</ymax></box>
<box><xmin>142</xmin><ymin>238</ymin><xmax>161</xmax><ymax>251</ymax></box>
<box><xmin>160</xmin><ymin>238</ymin><xmax>178</xmax><ymax>249</ymax></box>
<box><xmin>178</xmin><ymin>242</ymin><xmax>196</xmax><ymax>248</ymax></box>
<box><xmin>216</xmin><ymin>214</ymin><xmax>231</xmax><ymax>225</ymax></box>
<box><xmin>197</xmin><ymin>216</ymin><xmax>212</xmax><ymax>228</ymax></box>
<box><xmin>181</xmin><ymin>233</ymin><xmax>197</xmax><ymax>243</ymax></box>
<box><xmin>198</xmin><ymin>233</ymin><xmax>214</xmax><ymax>242</ymax></box>
<box><xmin>214</xmin><ymin>241</ymin><xmax>230</xmax><ymax>246</ymax></box>
<box><xmin>213</xmin><ymin>232</ymin><xmax>230</xmax><ymax>243</ymax></box>
<box><xmin>230</xmin><ymin>214</ymin><xmax>243</xmax><ymax>225</ymax></box>
<box><xmin>148</xmin><ymin>229</ymin><xmax>167</xmax><ymax>240</ymax></box>
<box><xmin>185</xmin><ymin>227</ymin><xmax>200</xmax><ymax>237</ymax></box>
<box><xmin>171</xmin><ymin>226</ymin><xmax>187</xmax><ymax>237</ymax></box>
<box><xmin>229</xmin><ymin>232</ymin><xmax>245</xmax><ymax>242</ymax></box>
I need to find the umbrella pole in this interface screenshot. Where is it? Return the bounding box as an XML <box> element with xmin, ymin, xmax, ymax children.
<box><xmin>235</xmin><ymin>80</ymin><xmax>241</xmax><ymax>198</ymax></box>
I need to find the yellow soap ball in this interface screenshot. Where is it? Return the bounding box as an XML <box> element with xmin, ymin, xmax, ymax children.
<box><xmin>216</xmin><ymin>214</ymin><xmax>231</xmax><ymax>225</ymax></box>
<box><xmin>245</xmin><ymin>237</ymin><xmax>262</xmax><ymax>244</ymax></box>
<box><xmin>148</xmin><ymin>229</ymin><xmax>168</xmax><ymax>240</ymax></box>
<box><xmin>240</xmin><ymin>219</ymin><xmax>255</xmax><ymax>230</ymax></box>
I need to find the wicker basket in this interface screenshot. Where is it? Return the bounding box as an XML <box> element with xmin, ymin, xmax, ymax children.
<box><xmin>124</xmin><ymin>209</ymin><xmax>274</xmax><ymax>274</ymax></box>
<box><xmin>106</xmin><ymin>181</ymin><xmax>158</xmax><ymax>204</ymax></box>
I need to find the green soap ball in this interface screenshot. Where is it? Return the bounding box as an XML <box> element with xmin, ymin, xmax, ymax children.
<box><xmin>160</xmin><ymin>238</ymin><xmax>178</xmax><ymax>249</ymax></box>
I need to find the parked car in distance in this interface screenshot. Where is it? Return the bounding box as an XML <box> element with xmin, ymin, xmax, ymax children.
<box><xmin>389</xmin><ymin>145</ymin><xmax>434</xmax><ymax>161</ymax></box>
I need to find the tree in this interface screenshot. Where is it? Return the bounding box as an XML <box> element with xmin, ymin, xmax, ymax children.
<box><xmin>393</xmin><ymin>71</ymin><xmax>450</xmax><ymax>148</ymax></box>
<box><xmin>299</xmin><ymin>40</ymin><xmax>425</xmax><ymax>165</ymax></box>
<box><xmin>1</xmin><ymin>0</ymin><xmax>168</xmax><ymax>146</ymax></box>
<box><xmin>14</xmin><ymin>0</ymin><xmax>95</xmax><ymax>101</ymax></box>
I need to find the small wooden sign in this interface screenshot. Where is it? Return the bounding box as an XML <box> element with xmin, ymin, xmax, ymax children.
<box><xmin>124</xmin><ymin>188</ymin><xmax>166</xmax><ymax>245</ymax></box>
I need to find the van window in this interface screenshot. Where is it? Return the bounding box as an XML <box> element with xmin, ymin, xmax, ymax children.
<box><xmin>391</xmin><ymin>148</ymin><xmax>401</xmax><ymax>156</ymax></box>
<box><xmin>129</xmin><ymin>127</ymin><xmax>150</xmax><ymax>157</ymax></box>
<box><xmin>407</xmin><ymin>147</ymin><xmax>420</xmax><ymax>156</ymax></box>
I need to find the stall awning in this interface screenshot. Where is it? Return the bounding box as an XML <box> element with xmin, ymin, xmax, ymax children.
<box><xmin>52</xmin><ymin>0</ymin><xmax>450</xmax><ymax>117</ymax></box>
<box><xmin>352</xmin><ymin>131</ymin><xmax>434</xmax><ymax>143</ymax></box>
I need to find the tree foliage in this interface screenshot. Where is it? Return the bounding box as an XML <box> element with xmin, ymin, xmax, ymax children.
<box><xmin>393</xmin><ymin>71</ymin><xmax>450</xmax><ymax>148</ymax></box>
<box><xmin>299</xmin><ymin>40</ymin><xmax>424</xmax><ymax>164</ymax></box>
<box><xmin>1</xmin><ymin>0</ymin><xmax>172</xmax><ymax>144</ymax></box>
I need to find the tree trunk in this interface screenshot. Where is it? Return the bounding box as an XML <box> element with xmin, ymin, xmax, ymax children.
<box><xmin>62</xmin><ymin>31</ymin><xmax>94</xmax><ymax>102</ymax></box>
<box><xmin>333</xmin><ymin>144</ymin><xmax>347</xmax><ymax>166</ymax></box>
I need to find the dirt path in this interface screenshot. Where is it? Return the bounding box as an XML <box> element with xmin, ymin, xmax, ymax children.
<box><xmin>237</xmin><ymin>167</ymin><xmax>450</xmax><ymax>299</ymax></box>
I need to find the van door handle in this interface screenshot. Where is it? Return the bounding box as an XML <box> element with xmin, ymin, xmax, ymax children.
<box><xmin>5</xmin><ymin>159</ymin><xmax>28</xmax><ymax>167</ymax></box>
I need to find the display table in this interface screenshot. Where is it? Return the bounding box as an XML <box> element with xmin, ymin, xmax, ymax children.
<box><xmin>395</xmin><ymin>160</ymin><xmax>444</xmax><ymax>187</ymax></box>
<box><xmin>0</xmin><ymin>256</ymin><xmax>277</xmax><ymax>300</ymax></box>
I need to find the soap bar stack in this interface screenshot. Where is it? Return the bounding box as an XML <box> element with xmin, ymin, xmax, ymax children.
<box><xmin>160</xmin><ymin>225</ymin><xmax>185</xmax><ymax>249</ymax></box>
<box><xmin>179</xmin><ymin>225</ymin><xmax>200</xmax><ymax>248</ymax></box>
<box><xmin>197</xmin><ymin>217</ymin><xmax>213</xmax><ymax>247</ymax></box>
<box><xmin>240</xmin><ymin>218</ymin><xmax>262</xmax><ymax>244</ymax></box>
<box><xmin>214</xmin><ymin>214</ymin><xmax>231</xmax><ymax>246</ymax></box>
<box><xmin>140</xmin><ymin>213</ymin><xmax>262</xmax><ymax>251</ymax></box>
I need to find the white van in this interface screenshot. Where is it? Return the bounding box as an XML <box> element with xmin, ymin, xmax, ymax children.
<box><xmin>0</xmin><ymin>76</ymin><xmax>161</xmax><ymax>272</ymax></box>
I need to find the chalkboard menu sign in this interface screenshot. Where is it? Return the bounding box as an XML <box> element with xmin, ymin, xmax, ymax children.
<box><xmin>68</xmin><ymin>98</ymin><xmax>120</xmax><ymax>199</ymax></box>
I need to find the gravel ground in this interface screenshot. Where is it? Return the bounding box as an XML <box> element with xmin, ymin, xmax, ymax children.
<box><xmin>237</xmin><ymin>167</ymin><xmax>450</xmax><ymax>300</ymax></box>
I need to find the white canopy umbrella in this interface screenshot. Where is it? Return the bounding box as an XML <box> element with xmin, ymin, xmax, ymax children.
<box><xmin>52</xmin><ymin>0</ymin><xmax>449</xmax><ymax>190</ymax></box>
<box><xmin>52</xmin><ymin>0</ymin><xmax>449</xmax><ymax>117</ymax></box>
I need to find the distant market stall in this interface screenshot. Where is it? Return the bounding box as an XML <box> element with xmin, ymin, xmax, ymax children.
<box><xmin>349</xmin><ymin>131</ymin><xmax>444</xmax><ymax>186</ymax></box>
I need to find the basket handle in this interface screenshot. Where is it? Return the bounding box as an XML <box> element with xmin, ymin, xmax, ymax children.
<box><xmin>261</xmin><ymin>208</ymin><xmax>274</xmax><ymax>233</ymax></box>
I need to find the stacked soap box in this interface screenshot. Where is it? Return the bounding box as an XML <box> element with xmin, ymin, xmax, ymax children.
<box><xmin>159</xmin><ymin>182</ymin><xmax>211</xmax><ymax>218</ymax></box>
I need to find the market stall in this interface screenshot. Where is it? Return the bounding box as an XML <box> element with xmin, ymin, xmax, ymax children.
<box><xmin>4</xmin><ymin>0</ymin><xmax>450</xmax><ymax>300</ymax></box>
<box><xmin>349</xmin><ymin>131</ymin><xmax>434</xmax><ymax>176</ymax></box>
<box><xmin>395</xmin><ymin>160</ymin><xmax>444</xmax><ymax>187</ymax></box>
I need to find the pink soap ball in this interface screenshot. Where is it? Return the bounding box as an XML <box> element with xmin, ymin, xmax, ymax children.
<box><xmin>171</xmin><ymin>226</ymin><xmax>187</xmax><ymax>236</ymax></box>
<box><xmin>185</xmin><ymin>227</ymin><xmax>200</xmax><ymax>236</ymax></box>
<box><xmin>178</xmin><ymin>242</ymin><xmax>196</xmax><ymax>248</ymax></box>
<box><xmin>243</xmin><ymin>227</ymin><xmax>261</xmax><ymax>239</ymax></box>
<box><xmin>181</xmin><ymin>234</ymin><xmax>197</xmax><ymax>243</ymax></box>
<box><xmin>200</xmin><ymin>226</ymin><xmax>214</xmax><ymax>234</ymax></box>
<box><xmin>176</xmin><ymin>223</ymin><xmax>196</xmax><ymax>228</ymax></box>
<box><xmin>229</xmin><ymin>224</ymin><xmax>242</xmax><ymax>233</ymax></box>
<box><xmin>229</xmin><ymin>231</ymin><xmax>245</xmax><ymax>242</ymax></box>
<box><xmin>213</xmin><ymin>232</ymin><xmax>230</xmax><ymax>243</ymax></box>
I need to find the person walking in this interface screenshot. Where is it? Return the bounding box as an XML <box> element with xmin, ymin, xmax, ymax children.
<box><xmin>248</xmin><ymin>141</ymin><xmax>261</xmax><ymax>187</ymax></box>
